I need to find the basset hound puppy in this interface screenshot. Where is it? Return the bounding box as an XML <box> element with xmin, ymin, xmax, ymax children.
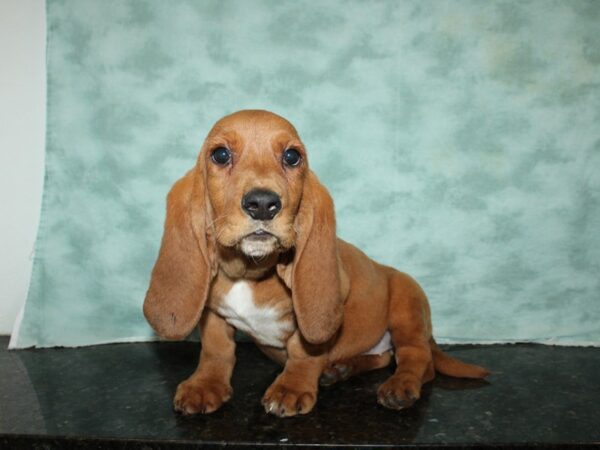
<box><xmin>144</xmin><ymin>110</ymin><xmax>489</xmax><ymax>417</ymax></box>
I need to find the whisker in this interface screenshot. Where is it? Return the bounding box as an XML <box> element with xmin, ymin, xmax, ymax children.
<box><xmin>291</xmin><ymin>223</ymin><xmax>299</xmax><ymax>237</ymax></box>
<box><xmin>215</xmin><ymin>227</ymin><xmax>229</xmax><ymax>242</ymax></box>
<box><xmin>207</xmin><ymin>214</ymin><xmax>229</xmax><ymax>229</ymax></box>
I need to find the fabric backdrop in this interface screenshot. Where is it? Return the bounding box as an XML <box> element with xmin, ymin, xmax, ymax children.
<box><xmin>11</xmin><ymin>0</ymin><xmax>600</xmax><ymax>348</ymax></box>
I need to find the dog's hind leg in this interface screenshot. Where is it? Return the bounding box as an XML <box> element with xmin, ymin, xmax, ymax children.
<box><xmin>377</xmin><ymin>272</ymin><xmax>435</xmax><ymax>410</ymax></box>
<box><xmin>319</xmin><ymin>351</ymin><xmax>393</xmax><ymax>386</ymax></box>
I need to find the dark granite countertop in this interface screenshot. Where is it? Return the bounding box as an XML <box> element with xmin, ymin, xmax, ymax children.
<box><xmin>1</xmin><ymin>336</ymin><xmax>599</xmax><ymax>449</ymax></box>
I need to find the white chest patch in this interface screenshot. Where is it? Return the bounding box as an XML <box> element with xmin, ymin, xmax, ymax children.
<box><xmin>217</xmin><ymin>281</ymin><xmax>292</xmax><ymax>348</ymax></box>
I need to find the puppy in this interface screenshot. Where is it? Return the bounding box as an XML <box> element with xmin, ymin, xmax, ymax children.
<box><xmin>144</xmin><ymin>110</ymin><xmax>489</xmax><ymax>417</ymax></box>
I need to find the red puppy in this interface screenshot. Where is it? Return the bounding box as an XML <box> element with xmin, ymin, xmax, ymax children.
<box><xmin>144</xmin><ymin>110</ymin><xmax>489</xmax><ymax>417</ymax></box>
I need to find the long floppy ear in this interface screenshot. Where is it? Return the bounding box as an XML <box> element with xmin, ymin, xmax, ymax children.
<box><xmin>143</xmin><ymin>168</ymin><xmax>215</xmax><ymax>340</ymax></box>
<box><xmin>291</xmin><ymin>171</ymin><xmax>343</xmax><ymax>344</ymax></box>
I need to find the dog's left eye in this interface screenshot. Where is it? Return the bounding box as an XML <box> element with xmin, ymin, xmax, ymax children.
<box><xmin>282</xmin><ymin>148</ymin><xmax>302</xmax><ymax>167</ymax></box>
<box><xmin>211</xmin><ymin>147</ymin><xmax>231</xmax><ymax>165</ymax></box>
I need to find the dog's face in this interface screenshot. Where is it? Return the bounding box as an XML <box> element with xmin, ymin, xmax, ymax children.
<box><xmin>146</xmin><ymin>109</ymin><xmax>342</xmax><ymax>344</ymax></box>
<box><xmin>201</xmin><ymin>110</ymin><xmax>308</xmax><ymax>258</ymax></box>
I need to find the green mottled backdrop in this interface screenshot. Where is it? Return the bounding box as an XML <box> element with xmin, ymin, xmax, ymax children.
<box><xmin>12</xmin><ymin>0</ymin><xmax>600</xmax><ymax>347</ymax></box>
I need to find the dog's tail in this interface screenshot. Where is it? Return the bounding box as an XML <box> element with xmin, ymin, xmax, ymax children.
<box><xmin>430</xmin><ymin>338</ymin><xmax>490</xmax><ymax>379</ymax></box>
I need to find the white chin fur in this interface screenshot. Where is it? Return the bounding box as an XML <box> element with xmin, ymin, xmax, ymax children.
<box><xmin>240</xmin><ymin>236</ymin><xmax>278</xmax><ymax>258</ymax></box>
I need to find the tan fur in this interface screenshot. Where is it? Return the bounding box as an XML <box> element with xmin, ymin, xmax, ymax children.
<box><xmin>144</xmin><ymin>110</ymin><xmax>489</xmax><ymax>417</ymax></box>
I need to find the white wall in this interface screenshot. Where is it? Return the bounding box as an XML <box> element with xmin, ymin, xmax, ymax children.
<box><xmin>0</xmin><ymin>0</ymin><xmax>46</xmax><ymax>335</ymax></box>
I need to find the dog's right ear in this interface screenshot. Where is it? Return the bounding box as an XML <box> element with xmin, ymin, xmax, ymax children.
<box><xmin>143</xmin><ymin>168</ymin><xmax>215</xmax><ymax>340</ymax></box>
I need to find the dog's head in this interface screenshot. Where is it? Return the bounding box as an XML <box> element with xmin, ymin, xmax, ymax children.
<box><xmin>201</xmin><ymin>110</ymin><xmax>306</xmax><ymax>258</ymax></box>
<box><xmin>144</xmin><ymin>110</ymin><xmax>343</xmax><ymax>345</ymax></box>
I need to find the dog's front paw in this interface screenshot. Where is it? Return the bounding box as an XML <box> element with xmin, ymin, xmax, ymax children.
<box><xmin>173</xmin><ymin>378</ymin><xmax>232</xmax><ymax>415</ymax></box>
<box><xmin>262</xmin><ymin>380</ymin><xmax>316</xmax><ymax>417</ymax></box>
<box><xmin>377</xmin><ymin>372</ymin><xmax>421</xmax><ymax>410</ymax></box>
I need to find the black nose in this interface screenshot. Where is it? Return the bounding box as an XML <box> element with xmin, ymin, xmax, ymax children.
<box><xmin>241</xmin><ymin>189</ymin><xmax>282</xmax><ymax>221</ymax></box>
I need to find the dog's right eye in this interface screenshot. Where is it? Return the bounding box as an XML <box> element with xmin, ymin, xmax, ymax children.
<box><xmin>211</xmin><ymin>147</ymin><xmax>231</xmax><ymax>165</ymax></box>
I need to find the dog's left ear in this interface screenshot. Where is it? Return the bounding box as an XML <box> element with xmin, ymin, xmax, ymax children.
<box><xmin>289</xmin><ymin>172</ymin><xmax>343</xmax><ymax>344</ymax></box>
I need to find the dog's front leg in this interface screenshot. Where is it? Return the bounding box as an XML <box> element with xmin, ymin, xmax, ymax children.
<box><xmin>173</xmin><ymin>309</ymin><xmax>236</xmax><ymax>415</ymax></box>
<box><xmin>262</xmin><ymin>332</ymin><xmax>328</xmax><ymax>417</ymax></box>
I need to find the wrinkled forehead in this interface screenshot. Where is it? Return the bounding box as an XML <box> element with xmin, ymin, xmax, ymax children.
<box><xmin>205</xmin><ymin>110</ymin><xmax>302</xmax><ymax>150</ymax></box>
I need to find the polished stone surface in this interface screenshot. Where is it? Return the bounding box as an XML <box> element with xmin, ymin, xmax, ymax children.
<box><xmin>1</xmin><ymin>336</ymin><xmax>599</xmax><ymax>449</ymax></box>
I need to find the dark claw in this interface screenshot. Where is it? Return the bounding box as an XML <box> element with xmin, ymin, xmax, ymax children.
<box><xmin>378</xmin><ymin>391</ymin><xmax>411</xmax><ymax>410</ymax></box>
<box><xmin>407</xmin><ymin>392</ymin><xmax>418</xmax><ymax>402</ymax></box>
<box><xmin>334</xmin><ymin>364</ymin><xmax>350</xmax><ymax>379</ymax></box>
<box><xmin>319</xmin><ymin>372</ymin><xmax>337</xmax><ymax>386</ymax></box>
<box><xmin>387</xmin><ymin>393</ymin><xmax>409</xmax><ymax>409</ymax></box>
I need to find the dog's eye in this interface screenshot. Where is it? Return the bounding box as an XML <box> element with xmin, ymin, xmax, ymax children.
<box><xmin>282</xmin><ymin>148</ymin><xmax>302</xmax><ymax>167</ymax></box>
<box><xmin>211</xmin><ymin>147</ymin><xmax>231</xmax><ymax>165</ymax></box>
